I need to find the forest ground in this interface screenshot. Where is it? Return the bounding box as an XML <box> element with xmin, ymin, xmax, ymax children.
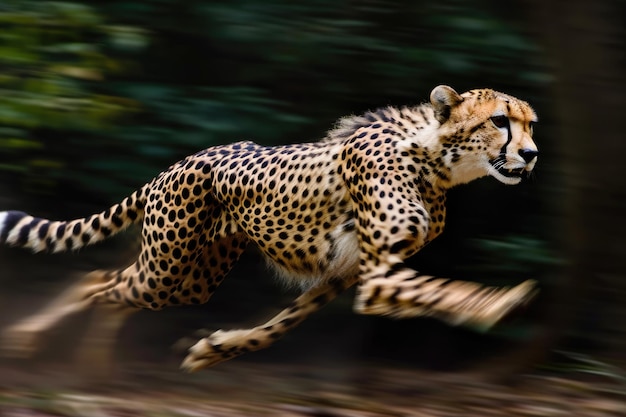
<box><xmin>1</xmin><ymin>243</ymin><xmax>625</xmax><ymax>417</ymax></box>
<box><xmin>1</xmin><ymin>359</ymin><xmax>625</xmax><ymax>417</ymax></box>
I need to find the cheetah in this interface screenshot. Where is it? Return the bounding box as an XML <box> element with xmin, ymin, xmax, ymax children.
<box><xmin>0</xmin><ymin>85</ymin><xmax>539</xmax><ymax>372</ymax></box>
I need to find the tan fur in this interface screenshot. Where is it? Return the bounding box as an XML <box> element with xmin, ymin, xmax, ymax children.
<box><xmin>1</xmin><ymin>85</ymin><xmax>538</xmax><ymax>371</ymax></box>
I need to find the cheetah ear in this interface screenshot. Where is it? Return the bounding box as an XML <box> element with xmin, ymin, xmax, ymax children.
<box><xmin>430</xmin><ymin>85</ymin><xmax>464</xmax><ymax>123</ymax></box>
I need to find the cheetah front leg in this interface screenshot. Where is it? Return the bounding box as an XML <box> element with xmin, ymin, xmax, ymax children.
<box><xmin>181</xmin><ymin>276</ymin><xmax>357</xmax><ymax>372</ymax></box>
<box><xmin>356</xmin><ymin>271</ymin><xmax>538</xmax><ymax>331</ymax></box>
<box><xmin>343</xmin><ymin>153</ymin><xmax>538</xmax><ymax>331</ymax></box>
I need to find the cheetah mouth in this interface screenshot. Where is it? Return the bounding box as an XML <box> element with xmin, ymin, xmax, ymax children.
<box><xmin>496</xmin><ymin>166</ymin><xmax>525</xmax><ymax>179</ymax></box>
<box><xmin>487</xmin><ymin>159</ymin><xmax>529</xmax><ymax>185</ymax></box>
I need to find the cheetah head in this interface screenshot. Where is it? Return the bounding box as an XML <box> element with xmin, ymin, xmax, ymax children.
<box><xmin>430</xmin><ymin>85</ymin><xmax>538</xmax><ymax>186</ymax></box>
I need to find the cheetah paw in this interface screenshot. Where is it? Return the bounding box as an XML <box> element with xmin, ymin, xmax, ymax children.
<box><xmin>466</xmin><ymin>279</ymin><xmax>539</xmax><ymax>332</ymax></box>
<box><xmin>180</xmin><ymin>329</ymin><xmax>253</xmax><ymax>372</ymax></box>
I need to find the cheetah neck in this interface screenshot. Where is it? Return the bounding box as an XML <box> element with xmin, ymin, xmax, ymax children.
<box><xmin>327</xmin><ymin>103</ymin><xmax>488</xmax><ymax>190</ymax></box>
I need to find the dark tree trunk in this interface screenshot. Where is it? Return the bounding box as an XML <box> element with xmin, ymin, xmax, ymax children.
<box><xmin>520</xmin><ymin>0</ymin><xmax>626</xmax><ymax>367</ymax></box>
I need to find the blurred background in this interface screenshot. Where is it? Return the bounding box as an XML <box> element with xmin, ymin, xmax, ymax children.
<box><xmin>0</xmin><ymin>0</ymin><xmax>624</xmax><ymax>416</ymax></box>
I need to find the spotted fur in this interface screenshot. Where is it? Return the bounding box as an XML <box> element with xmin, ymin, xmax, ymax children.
<box><xmin>0</xmin><ymin>85</ymin><xmax>539</xmax><ymax>371</ymax></box>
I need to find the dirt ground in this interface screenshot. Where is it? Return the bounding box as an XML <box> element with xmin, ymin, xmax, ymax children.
<box><xmin>1</xmin><ymin>360</ymin><xmax>625</xmax><ymax>417</ymax></box>
<box><xmin>0</xmin><ymin>241</ymin><xmax>624</xmax><ymax>416</ymax></box>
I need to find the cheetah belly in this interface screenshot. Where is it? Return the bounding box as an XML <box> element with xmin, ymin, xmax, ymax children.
<box><xmin>323</xmin><ymin>221</ymin><xmax>360</xmax><ymax>280</ymax></box>
<box><xmin>264</xmin><ymin>219</ymin><xmax>360</xmax><ymax>290</ymax></box>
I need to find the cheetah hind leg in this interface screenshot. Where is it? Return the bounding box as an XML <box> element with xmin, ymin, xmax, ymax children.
<box><xmin>181</xmin><ymin>276</ymin><xmax>358</xmax><ymax>372</ymax></box>
<box><xmin>1</xmin><ymin>269</ymin><xmax>122</xmax><ymax>358</ymax></box>
<box><xmin>72</xmin><ymin>304</ymin><xmax>136</xmax><ymax>378</ymax></box>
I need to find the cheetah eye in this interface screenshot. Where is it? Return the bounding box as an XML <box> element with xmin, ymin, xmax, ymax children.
<box><xmin>529</xmin><ymin>121</ymin><xmax>536</xmax><ymax>135</ymax></box>
<box><xmin>490</xmin><ymin>115</ymin><xmax>509</xmax><ymax>129</ymax></box>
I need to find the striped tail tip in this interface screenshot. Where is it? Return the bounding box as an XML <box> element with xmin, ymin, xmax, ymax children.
<box><xmin>0</xmin><ymin>211</ymin><xmax>29</xmax><ymax>245</ymax></box>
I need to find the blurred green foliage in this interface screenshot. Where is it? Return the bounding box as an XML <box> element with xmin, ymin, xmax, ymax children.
<box><xmin>0</xmin><ymin>1</ymin><xmax>138</xmax><ymax>196</ymax></box>
<box><xmin>0</xmin><ymin>0</ymin><xmax>547</xmax><ymax>203</ymax></box>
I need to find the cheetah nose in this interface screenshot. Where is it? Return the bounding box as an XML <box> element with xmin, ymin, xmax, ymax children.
<box><xmin>519</xmin><ymin>149</ymin><xmax>538</xmax><ymax>164</ymax></box>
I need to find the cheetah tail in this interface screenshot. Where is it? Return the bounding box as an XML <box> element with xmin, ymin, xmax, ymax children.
<box><xmin>0</xmin><ymin>184</ymin><xmax>148</xmax><ymax>254</ymax></box>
